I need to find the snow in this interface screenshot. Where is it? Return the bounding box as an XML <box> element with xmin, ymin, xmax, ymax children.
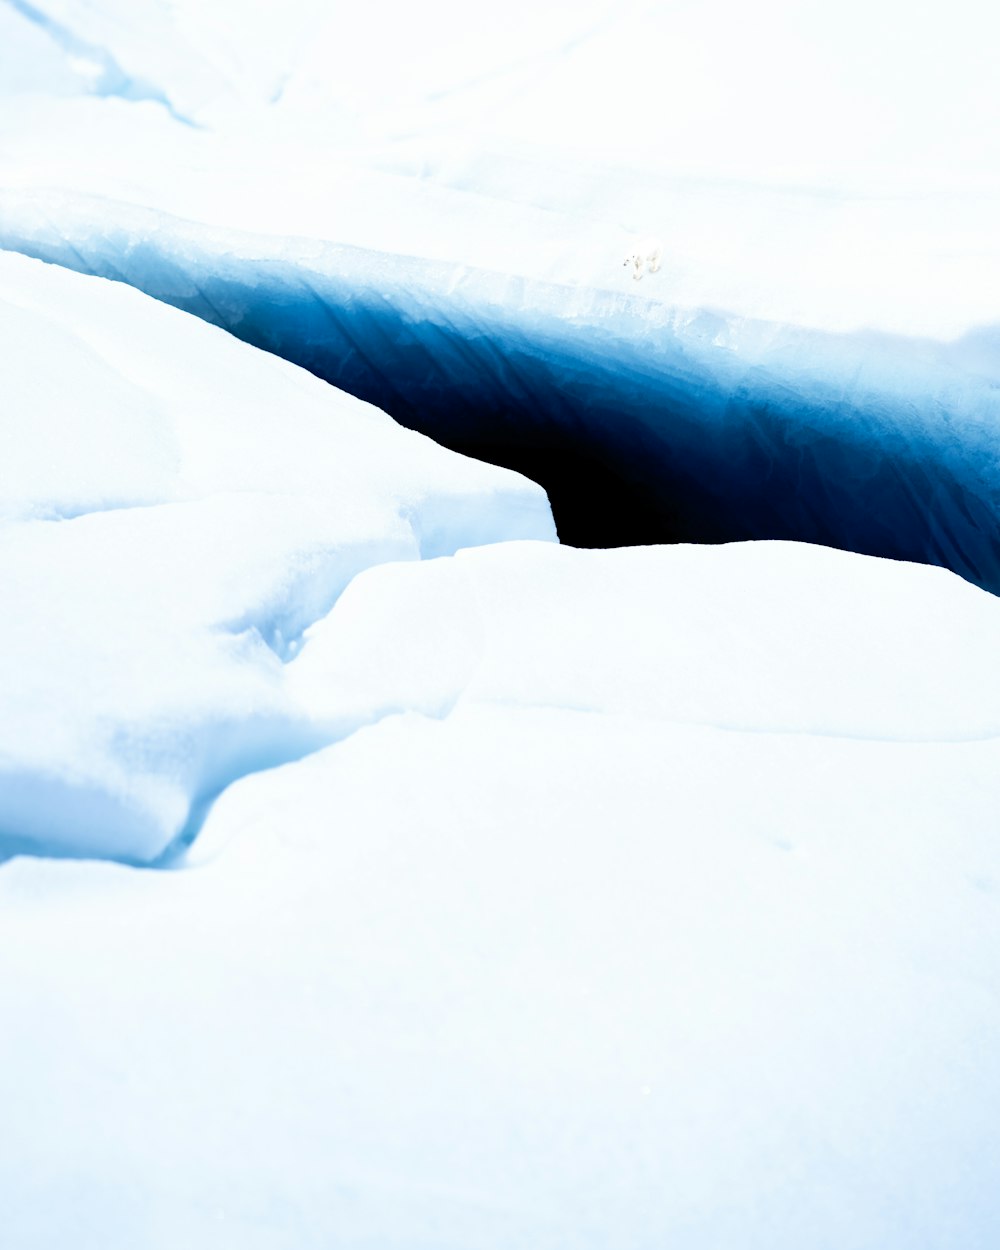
<box><xmin>3</xmin><ymin>184</ymin><xmax>997</xmax><ymax>584</ymax></box>
<box><xmin>6</xmin><ymin>0</ymin><xmax>999</xmax><ymax>191</ymax></box>
<box><xmin>1</xmin><ymin>539</ymin><xmax>999</xmax><ymax>1247</ymax></box>
<box><xmin>283</xmin><ymin>540</ymin><xmax>1000</xmax><ymax>745</ymax></box>
<box><xmin>0</xmin><ymin>251</ymin><xmax>553</xmax><ymax>861</ymax></box>
<box><xmin>2</xmin><ymin>1</ymin><xmax>1000</xmax><ymax>1244</ymax></box>
<box><xmin>0</xmin><ymin>1</ymin><xmax>96</xmax><ymax>98</ymax></box>
<box><xmin>2</xmin><ymin>0</ymin><xmax>998</xmax><ymax>330</ymax></box>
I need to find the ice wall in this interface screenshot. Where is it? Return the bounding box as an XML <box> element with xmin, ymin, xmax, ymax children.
<box><xmin>4</xmin><ymin>199</ymin><xmax>997</xmax><ymax>590</ymax></box>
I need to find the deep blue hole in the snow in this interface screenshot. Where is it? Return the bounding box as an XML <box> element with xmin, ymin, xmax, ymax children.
<box><xmin>201</xmin><ymin>273</ymin><xmax>996</xmax><ymax>590</ymax></box>
<box><xmin>11</xmin><ymin>231</ymin><xmax>996</xmax><ymax>590</ymax></box>
<box><xmin>277</xmin><ymin>325</ymin><xmax>713</xmax><ymax>552</ymax></box>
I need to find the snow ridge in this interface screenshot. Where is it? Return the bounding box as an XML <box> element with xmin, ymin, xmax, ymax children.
<box><xmin>0</xmin><ymin>251</ymin><xmax>554</xmax><ymax>864</ymax></box>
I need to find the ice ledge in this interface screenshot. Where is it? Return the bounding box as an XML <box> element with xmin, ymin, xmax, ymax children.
<box><xmin>2</xmin><ymin>192</ymin><xmax>997</xmax><ymax>593</ymax></box>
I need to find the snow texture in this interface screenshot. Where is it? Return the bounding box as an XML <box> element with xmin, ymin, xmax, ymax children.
<box><xmin>283</xmin><ymin>539</ymin><xmax>1000</xmax><ymax>745</ymax></box>
<box><xmin>2</xmin><ymin>1</ymin><xmax>1000</xmax><ymax>1245</ymax></box>
<box><xmin>0</xmin><ymin>251</ymin><xmax>553</xmax><ymax>861</ymax></box>
<box><xmin>1</xmin><ymin>539</ymin><xmax>999</xmax><ymax>1248</ymax></box>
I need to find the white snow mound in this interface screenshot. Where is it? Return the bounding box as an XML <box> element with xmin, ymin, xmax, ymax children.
<box><xmin>0</xmin><ymin>251</ymin><xmax>554</xmax><ymax>861</ymax></box>
<box><xmin>1</xmin><ymin>536</ymin><xmax>998</xmax><ymax>1248</ymax></box>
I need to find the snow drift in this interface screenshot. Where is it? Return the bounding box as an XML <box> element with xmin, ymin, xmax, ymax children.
<box><xmin>2</xmin><ymin>536</ymin><xmax>999</xmax><ymax>1249</ymax></box>
<box><xmin>0</xmin><ymin>250</ymin><xmax>553</xmax><ymax>861</ymax></box>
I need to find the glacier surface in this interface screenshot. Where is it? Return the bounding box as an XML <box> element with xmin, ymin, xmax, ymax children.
<box><xmin>1</xmin><ymin>0</ymin><xmax>1000</xmax><ymax>1245</ymax></box>
<box><xmin>3</xmin><ymin>189</ymin><xmax>999</xmax><ymax>582</ymax></box>
<box><xmin>0</xmin><ymin>251</ymin><xmax>552</xmax><ymax>861</ymax></box>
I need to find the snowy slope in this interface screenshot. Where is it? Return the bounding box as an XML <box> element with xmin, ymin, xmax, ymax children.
<box><xmin>2</xmin><ymin>0</ymin><xmax>997</xmax><ymax>337</ymax></box>
<box><xmin>0</xmin><ymin>1</ymin><xmax>96</xmax><ymax>98</ymax></box>
<box><xmin>2</xmin><ymin>3</ymin><xmax>1000</xmax><ymax>1244</ymax></box>
<box><xmin>1</xmin><ymin>0</ymin><xmax>614</xmax><ymax>126</ymax></box>
<box><xmin>0</xmin><ymin>251</ymin><xmax>553</xmax><ymax>861</ymax></box>
<box><xmin>1</xmin><ymin>539</ymin><xmax>999</xmax><ymax>1248</ymax></box>
<box><xmin>6</xmin><ymin>0</ymin><xmax>998</xmax><ymax>188</ymax></box>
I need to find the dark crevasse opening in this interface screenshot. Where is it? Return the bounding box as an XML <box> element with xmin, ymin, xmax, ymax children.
<box><xmin>4</xmin><ymin>213</ymin><xmax>998</xmax><ymax>590</ymax></box>
<box><xmin>226</xmin><ymin>267</ymin><xmax>998</xmax><ymax>585</ymax></box>
<box><xmin>448</xmin><ymin>437</ymin><xmax>676</xmax><ymax>550</ymax></box>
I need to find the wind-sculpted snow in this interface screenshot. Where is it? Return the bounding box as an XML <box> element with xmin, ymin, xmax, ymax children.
<box><xmin>2</xmin><ymin>4</ymin><xmax>1000</xmax><ymax>1242</ymax></box>
<box><xmin>3</xmin><ymin>194</ymin><xmax>998</xmax><ymax>590</ymax></box>
<box><xmin>1</xmin><ymin>0</ymin><xmax>614</xmax><ymax>126</ymax></box>
<box><xmin>1</xmin><ymin>537</ymin><xmax>999</xmax><ymax>1249</ymax></box>
<box><xmin>0</xmin><ymin>1</ymin><xmax>96</xmax><ymax>97</ymax></box>
<box><xmin>0</xmin><ymin>252</ymin><xmax>554</xmax><ymax>862</ymax></box>
<box><xmin>6</xmin><ymin>0</ymin><xmax>997</xmax><ymax>189</ymax></box>
<box><xmin>4</xmin><ymin>0</ymin><xmax>192</xmax><ymax>120</ymax></box>
<box><xmin>284</xmin><ymin>540</ymin><xmax>1000</xmax><ymax>745</ymax></box>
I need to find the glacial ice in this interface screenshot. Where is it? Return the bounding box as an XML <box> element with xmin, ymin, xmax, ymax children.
<box><xmin>2</xmin><ymin>0</ymin><xmax>998</xmax><ymax>584</ymax></box>
<box><xmin>3</xmin><ymin>186</ymin><xmax>998</xmax><ymax>586</ymax></box>
<box><xmin>1</xmin><ymin>1</ymin><xmax>1000</xmax><ymax>1246</ymax></box>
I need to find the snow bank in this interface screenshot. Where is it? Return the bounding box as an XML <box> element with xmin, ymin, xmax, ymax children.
<box><xmin>1</xmin><ymin>536</ymin><xmax>998</xmax><ymax>1248</ymax></box>
<box><xmin>284</xmin><ymin>539</ymin><xmax>1000</xmax><ymax>744</ymax></box>
<box><xmin>7</xmin><ymin>0</ymin><xmax>999</xmax><ymax>193</ymax></box>
<box><xmin>0</xmin><ymin>251</ymin><xmax>553</xmax><ymax>861</ymax></box>
<box><xmin>2</xmin><ymin>7</ymin><xmax>1000</xmax><ymax>1241</ymax></box>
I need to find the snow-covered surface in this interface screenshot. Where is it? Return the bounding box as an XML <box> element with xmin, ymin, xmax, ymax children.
<box><xmin>2</xmin><ymin>2</ymin><xmax>1000</xmax><ymax>1244</ymax></box>
<box><xmin>2</xmin><ymin>538</ymin><xmax>999</xmax><ymax>1247</ymax></box>
<box><xmin>1</xmin><ymin>0</ymin><xmax>998</xmax><ymax>336</ymax></box>
<box><xmin>0</xmin><ymin>251</ymin><xmax>552</xmax><ymax>861</ymax></box>
<box><xmin>4</xmin><ymin>0</ymin><xmax>999</xmax><ymax>190</ymax></box>
<box><xmin>283</xmin><ymin>539</ymin><xmax>1000</xmax><ymax>745</ymax></box>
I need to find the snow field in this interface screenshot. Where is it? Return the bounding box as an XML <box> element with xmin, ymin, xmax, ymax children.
<box><xmin>1</xmin><ymin>0</ymin><xmax>999</xmax><ymax>1243</ymax></box>
<box><xmin>2</xmin><ymin>642</ymin><xmax>999</xmax><ymax>1248</ymax></box>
